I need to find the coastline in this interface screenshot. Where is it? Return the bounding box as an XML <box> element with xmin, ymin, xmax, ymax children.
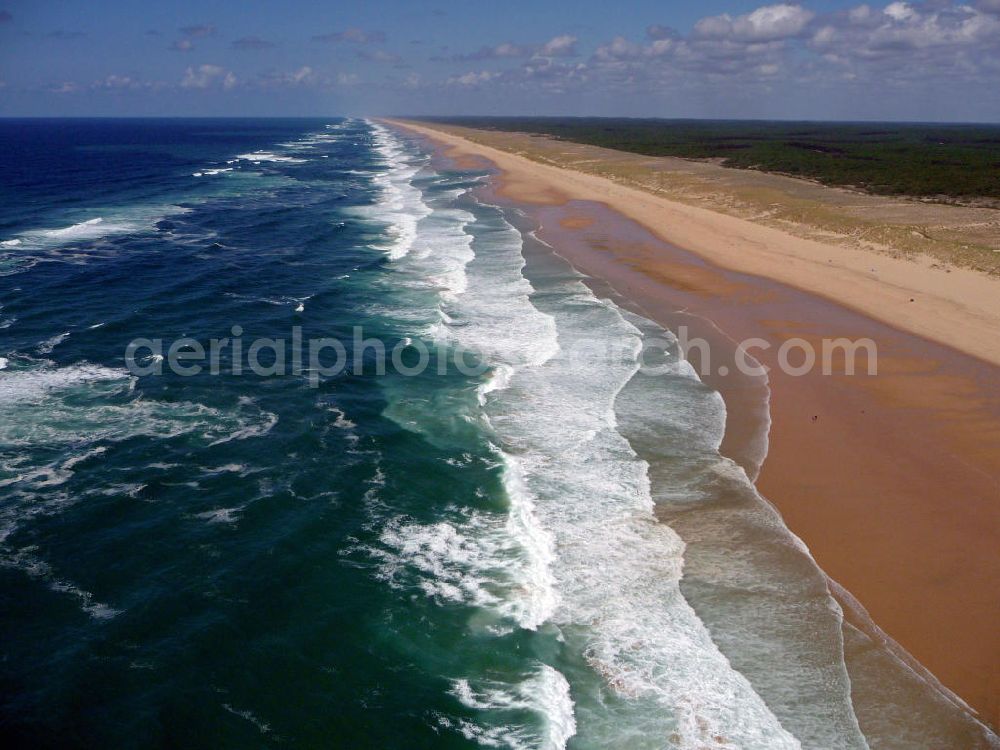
<box><xmin>389</xmin><ymin>118</ymin><xmax>1000</xmax><ymax>732</ymax></box>
<box><xmin>386</xmin><ymin>119</ymin><xmax>1000</xmax><ymax>369</ymax></box>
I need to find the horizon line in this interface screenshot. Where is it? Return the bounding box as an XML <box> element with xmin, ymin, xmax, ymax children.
<box><xmin>2</xmin><ymin>115</ymin><xmax>1000</xmax><ymax>126</ymax></box>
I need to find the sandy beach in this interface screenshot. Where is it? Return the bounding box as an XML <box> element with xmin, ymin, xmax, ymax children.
<box><xmin>388</xmin><ymin>118</ymin><xmax>1000</xmax><ymax>730</ymax></box>
<box><xmin>388</xmin><ymin>120</ymin><xmax>1000</xmax><ymax>368</ymax></box>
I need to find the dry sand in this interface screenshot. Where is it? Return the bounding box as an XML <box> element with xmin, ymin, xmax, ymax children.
<box><xmin>386</xmin><ymin>119</ymin><xmax>1000</xmax><ymax>729</ymax></box>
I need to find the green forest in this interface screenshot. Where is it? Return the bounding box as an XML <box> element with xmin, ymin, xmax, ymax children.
<box><xmin>429</xmin><ymin>117</ymin><xmax>1000</xmax><ymax>200</ymax></box>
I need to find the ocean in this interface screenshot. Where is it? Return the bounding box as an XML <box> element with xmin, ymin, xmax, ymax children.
<box><xmin>0</xmin><ymin>118</ymin><xmax>991</xmax><ymax>749</ymax></box>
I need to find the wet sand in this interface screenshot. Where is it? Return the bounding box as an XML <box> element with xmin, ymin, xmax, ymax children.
<box><xmin>532</xmin><ymin>201</ymin><xmax>1000</xmax><ymax>731</ymax></box>
<box><xmin>401</xmin><ymin>121</ymin><xmax>1000</xmax><ymax>733</ymax></box>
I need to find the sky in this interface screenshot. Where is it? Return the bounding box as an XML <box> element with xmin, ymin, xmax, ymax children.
<box><xmin>1</xmin><ymin>0</ymin><xmax>999</xmax><ymax>121</ymax></box>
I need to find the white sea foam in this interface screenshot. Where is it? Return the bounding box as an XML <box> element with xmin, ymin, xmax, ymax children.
<box><xmin>472</xmin><ymin>227</ymin><xmax>725</xmax><ymax>737</ymax></box>
<box><xmin>475</xmin><ymin>211</ymin><xmax>811</xmax><ymax>747</ymax></box>
<box><xmin>0</xmin><ymin>362</ymin><xmax>125</xmax><ymax>405</ymax></box>
<box><xmin>222</xmin><ymin>704</ymin><xmax>272</xmax><ymax>735</ymax></box>
<box><xmin>0</xmin><ymin>546</ymin><xmax>121</xmax><ymax>619</ymax></box>
<box><xmin>61</xmin><ymin>446</ymin><xmax>107</xmax><ymax>471</ymax></box>
<box><xmin>223</xmin><ymin>292</ymin><xmax>307</xmax><ymax>309</ymax></box>
<box><xmin>193</xmin><ymin>167</ymin><xmax>233</xmax><ymax>177</ymax></box>
<box><xmin>285</xmin><ymin>131</ymin><xmax>343</xmax><ymax>148</ymax></box>
<box><xmin>45</xmin><ymin>217</ymin><xmax>107</xmax><ymax>238</ymax></box>
<box><xmin>235</xmin><ymin>150</ymin><xmax>307</xmax><ymax>164</ymax></box>
<box><xmin>449</xmin><ymin>666</ymin><xmax>577</xmax><ymax>750</ymax></box>
<box><xmin>370</xmin><ymin>164</ymin><xmax>835</xmax><ymax>745</ymax></box>
<box><xmin>328</xmin><ymin>405</ymin><xmax>357</xmax><ymax>432</ymax></box>
<box><xmin>210</xmin><ymin>397</ymin><xmax>278</xmax><ymax>445</ymax></box>
<box><xmin>36</xmin><ymin>331</ymin><xmax>70</xmax><ymax>355</ymax></box>
<box><xmin>368</xmin><ymin>144</ymin><xmax>563</xmax><ymax>636</ymax></box>
<box><xmin>196</xmin><ymin>506</ymin><xmax>244</xmax><ymax>524</ymax></box>
<box><xmin>400</xmin><ymin>204</ymin><xmax>476</xmax><ymax>308</ymax></box>
<box><xmin>0</xmin><ymin>358</ymin><xmax>7</xmax><ymax>371</ymax></box>
<box><xmin>0</xmin><ymin>363</ymin><xmax>276</xmax><ymax>448</ymax></box>
<box><xmin>376</xmin><ymin>515</ymin><xmax>505</xmax><ymax>610</ymax></box>
<box><xmin>0</xmin><ymin>361</ymin><xmax>279</xmax><ymax>617</ymax></box>
<box><xmin>359</xmin><ymin>125</ymin><xmax>879</xmax><ymax>746</ymax></box>
<box><xmin>608</xmin><ymin>307</ymin><xmax>876</xmax><ymax>748</ymax></box>
<box><xmin>27</xmin><ymin>216</ymin><xmax>145</xmax><ymax>246</ymax></box>
<box><xmin>361</xmin><ymin>120</ymin><xmax>433</xmax><ymax>260</ymax></box>
<box><xmin>4</xmin><ymin>205</ymin><xmax>189</xmax><ymax>266</ymax></box>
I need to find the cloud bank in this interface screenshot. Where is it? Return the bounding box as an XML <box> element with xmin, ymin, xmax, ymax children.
<box><xmin>441</xmin><ymin>2</ymin><xmax>1000</xmax><ymax>117</ymax></box>
<box><xmin>11</xmin><ymin>1</ymin><xmax>1000</xmax><ymax>120</ymax></box>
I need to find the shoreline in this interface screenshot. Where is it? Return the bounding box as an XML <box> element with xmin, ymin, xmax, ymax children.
<box><xmin>392</xmin><ymin>118</ymin><xmax>1000</xmax><ymax>731</ymax></box>
<box><xmin>386</xmin><ymin>119</ymin><xmax>1000</xmax><ymax>370</ymax></box>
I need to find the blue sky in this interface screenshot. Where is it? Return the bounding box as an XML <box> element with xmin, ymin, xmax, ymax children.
<box><xmin>1</xmin><ymin>0</ymin><xmax>999</xmax><ymax>120</ymax></box>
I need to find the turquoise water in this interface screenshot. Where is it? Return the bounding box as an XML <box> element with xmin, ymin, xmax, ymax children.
<box><xmin>0</xmin><ymin>118</ymin><xmax>993</xmax><ymax>749</ymax></box>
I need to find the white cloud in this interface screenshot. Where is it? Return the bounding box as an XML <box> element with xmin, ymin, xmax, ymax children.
<box><xmin>48</xmin><ymin>81</ymin><xmax>79</xmax><ymax>94</ymax></box>
<box><xmin>581</xmin><ymin>1</ymin><xmax>1000</xmax><ymax>92</ymax></box>
<box><xmin>89</xmin><ymin>75</ymin><xmax>167</xmax><ymax>92</ymax></box>
<box><xmin>96</xmin><ymin>74</ymin><xmax>137</xmax><ymax>90</ymax></box>
<box><xmin>848</xmin><ymin>5</ymin><xmax>875</xmax><ymax>24</ymax></box>
<box><xmin>448</xmin><ymin>70</ymin><xmax>500</xmax><ymax>87</ymax></box>
<box><xmin>812</xmin><ymin>1</ymin><xmax>1000</xmax><ymax>56</ymax></box>
<box><xmin>258</xmin><ymin>66</ymin><xmax>315</xmax><ymax>87</ymax></box>
<box><xmin>695</xmin><ymin>3</ymin><xmax>815</xmax><ymax>41</ymax></box>
<box><xmin>646</xmin><ymin>38</ymin><xmax>676</xmax><ymax>57</ymax></box>
<box><xmin>430</xmin><ymin>0</ymin><xmax>963</xmax><ymax>114</ymax></box>
<box><xmin>451</xmin><ymin>42</ymin><xmax>531</xmax><ymax>61</ymax></box>
<box><xmin>883</xmin><ymin>2</ymin><xmax>916</xmax><ymax>22</ymax></box>
<box><xmin>539</xmin><ymin>34</ymin><xmax>578</xmax><ymax>57</ymax></box>
<box><xmin>312</xmin><ymin>28</ymin><xmax>385</xmax><ymax>44</ymax></box>
<box><xmin>452</xmin><ymin>35</ymin><xmax>578</xmax><ymax>62</ymax></box>
<box><xmin>812</xmin><ymin>25</ymin><xmax>837</xmax><ymax>44</ymax></box>
<box><xmin>181</xmin><ymin>64</ymin><xmax>237</xmax><ymax>90</ymax></box>
<box><xmin>594</xmin><ymin>36</ymin><xmax>642</xmax><ymax>61</ymax></box>
<box><xmin>288</xmin><ymin>66</ymin><xmax>312</xmax><ymax>84</ymax></box>
<box><xmin>493</xmin><ymin>43</ymin><xmax>527</xmax><ymax>58</ymax></box>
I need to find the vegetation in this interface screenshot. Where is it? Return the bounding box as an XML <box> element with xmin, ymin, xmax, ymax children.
<box><xmin>426</xmin><ymin>117</ymin><xmax>1000</xmax><ymax>200</ymax></box>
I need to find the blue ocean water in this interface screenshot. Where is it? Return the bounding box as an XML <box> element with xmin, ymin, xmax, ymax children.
<box><xmin>0</xmin><ymin>118</ymin><xmax>994</xmax><ymax>749</ymax></box>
